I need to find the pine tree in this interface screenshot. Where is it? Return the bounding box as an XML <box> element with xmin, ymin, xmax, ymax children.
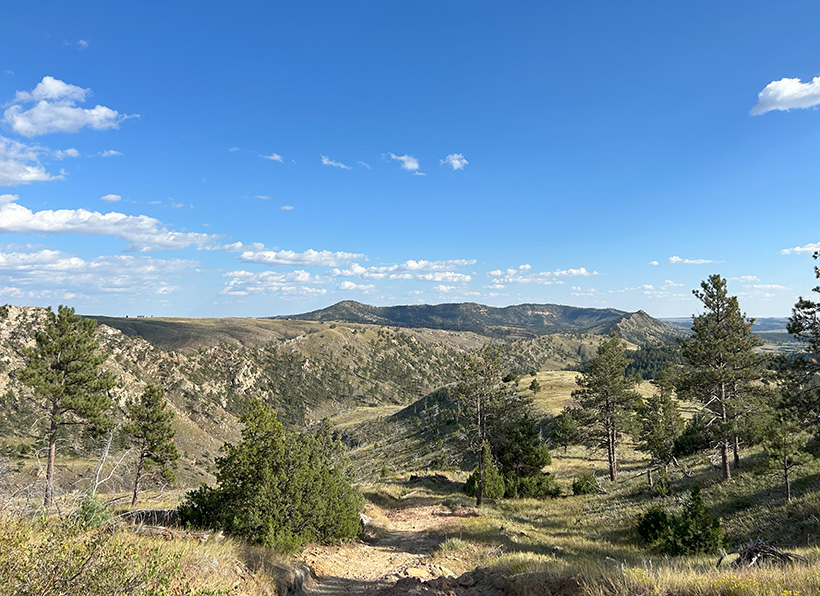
<box><xmin>123</xmin><ymin>384</ymin><xmax>180</xmax><ymax>506</ymax></box>
<box><xmin>760</xmin><ymin>413</ymin><xmax>813</xmax><ymax>503</ymax></box>
<box><xmin>637</xmin><ymin>368</ymin><xmax>684</xmax><ymax>472</ymax></box>
<box><xmin>19</xmin><ymin>305</ymin><xmax>117</xmax><ymax>509</ymax></box>
<box><xmin>552</xmin><ymin>409</ymin><xmax>581</xmax><ymax>453</ymax></box>
<box><xmin>677</xmin><ymin>275</ymin><xmax>767</xmax><ymax>481</ymax></box>
<box><xmin>572</xmin><ymin>332</ymin><xmax>641</xmax><ymax>482</ymax></box>
<box><xmin>782</xmin><ymin>251</ymin><xmax>820</xmax><ymax>430</ymax></box>
<box><xmin>453</xmin><ymin>346</ymin><xmax>524</xmax><ymax>506</ymax></box>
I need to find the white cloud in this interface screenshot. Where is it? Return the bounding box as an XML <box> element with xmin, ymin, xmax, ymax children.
<box><xmin>320</xmin><ymin>155</ymin><xmax>351</xmax><ymax>170</ymax></box>
<box><xmin>239</xmin><ymin>248</ymin><xmax>364</xmax><ymax>267</ymax></box>
<box><xmin>255</xmin><ymin>195</ymin><xmax>270</xmax><ymax>200</ymax></box>
<box><xmin>647</xmin><ymin>260</ymin><xmax>659</xmax><ymax>266</ymax></box>
<box><xmin>0</xmin><ymin>194</ymin><xmax>219</xmax><ymax>252</ymax></box>
<box><xmin>221</xmin><ymin>270</ymin><xmax>327</xmax><ymax>296</ymax></box>
<box><xmin>228</xmin><ymin>146</ymin><xmax>240</xmax><ymax>152</ymax></box>
<box><xmin>433</xmin><ymin>284</ymin><xmax>457</xmax><ymax>292</ymax></box>
<box><xmin>750</xmin><ymin>76</ymin><xmax>820</xmax><ymax>116</ymax></box>
<box><xmin>4</xmin><ymin>76</ymin><xmax>136</xmax><ymax>137</ymax></box>
<box><xmin>488</xmin><ymin>265</ymin><xmax>596</xmax><ymax>284</ymax></box>
<box><xmin>77</xmin><ymin>40</ymin><xmax>89</xmax><ymax>50</ymax></box>
<box><xmin>0</xmin><ymin>247</ymin><xmax>194</xmax><ymax>296</ymax></box>
<box><xmin>53</xmin><ymin>147</ymin><xmax>79</xmax><ymax>160</ymax></box>
<box><xmin>100</xmin><ymin>193</ymin><xmax>121</xmax><ymax>203</ymax></box>
<box><xmin>338</xmin><ymin>280</ymin><xmax>375</xmax><ymax>292</ymax></box>
<box><xmin>731</xmin><ymin>275</ymin><xmax>760</xmax><ymax>282</ymax></box>
<box><xmin>780</xmin><ymin>242</ymin><xmax>820</xmax><ymax>255</ymax></box>
<box><xmin>667</xmin><ymin>255</ymin><xmax>719</xmax><ymax>265</ymax></box>
<box><xmin>357</xmin><ymin>161</ymin><xmax>371</xmax><ymax>169</ymax></box>
<box><xmin>388</xmin><ymin>152</ymin><xmax>420</xmax><ymax>172</ymax></box>
<box><xmin>280</xmin><ymin>205</ymin><xmax>294</xmax><ymax>211</ymax></box>
<box><xmin>663</xmin><ymin>280</ymin><xmax>684</xmax><ymax>287</ymax></box>
<box><xmin>330</xmin><ymin>259</ymin><xmax>476</xmax><ymax>281</ymax></box>
<box><xmin>418</xmin><ymin>272</ymin><xmax>471</xmax><ymax>283</ymax></box>
<box><xmin>98</xmin><ymin>149</ymin><xmax>123</xmax><ymax>158</ymax></box>
<box><xmin>260</xmin><ymin>153</ymin><xmax>283</xmax><ymax>162</ymax></box>
<box><xmin>0</xmin><ymin>136</ymin><xmax>62</xmax><ymax>186</ymax></box>
<box><xmin>441</xmin><ymin>153</ymin><xmax>469</xmax><ymax>170</ymax></box>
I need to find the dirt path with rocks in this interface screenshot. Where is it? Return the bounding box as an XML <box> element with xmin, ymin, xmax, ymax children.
<box><xmin>300</xmin><ymin>504</ymin><xmax>462</xmax><ymax>595</ymax></box>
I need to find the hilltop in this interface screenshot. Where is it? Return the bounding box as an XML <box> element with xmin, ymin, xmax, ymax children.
<box><xmin>274</xmin><ymin>300</ymin><xmax>683</xmax><ymax>344</ymax></box>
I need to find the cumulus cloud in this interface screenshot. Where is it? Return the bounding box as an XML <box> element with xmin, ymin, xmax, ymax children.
<box><xmin>647</xmin><ymin>260</ymin><xmax>659</xmax><ymax>266</ymax></box>
<box><xmin>221</xmin><ymin>270</ymin><xmax>327</xmax><ymax>296</ymax></box>
<box><xmin>780</xmin><ymin>242</ymin><xmax>820</xmax><ymax>255</ymax></box>
<box><xmin>320</xmin><ymin>155</ymin><xmax>351</xmax><ymax>170</ymax></box>
<box><xmin>4</xmin><ymin>76</ymin><xmax>136</xmax><ymax>137</ymax></box>
<box><xmin>239</xmin><ymin>248</ymin><xmax>364</xmax><ymax>267</ymax></box>
<box><xmin>100</xmin><ymin>193</ymin><xmax>121</xmax><ymax>203</ymax></box>
<box><xmin>280</xmin><ymin>205</ymin><xmax>294</xmax><ymax>211</ymax></box>
<box><xmin>330</xmin><ymin>259</ymin><xmax>476</xmax><ymax>281</ymax></box>
<box><xmin>98</xmin><ymin>149</ymin><xmax>123</xmax><ymax>158</ymax></box>
<box><xmin>388</xmin><ymin>152</ymin><xmax>420</xmax><ymax>172</ymax></box>
<box><xmin>0</xmin><ymin>136</ymin><xmax>63</xmax><ymax>186</ymax></box>
<box><xmin>750</xmin><ymin>76</ymin><xmax>820</xmax><ymax>116</ymax></box>
<box><xmin>0</xmin><ymin>194</ymin><xmax>218</xmax><ymax>252</ymax></box>
<box><xmin>260</xmin><ymin>153</ymin><xmax>283</xmax><ymax>162</ymax></box>
<box><xmin>441</xmin><ymin>153</ymin><xmax>468</xmax><ymax>171</ymax></box>
<box><xmin>488</xmin><ymin>265</ymin><xmax>596</xmax><ymax>284</ymax></box>
<box><xmin>667</xmin><ymin>255</ymin><xmax>719</xmax><ymax>265</ymax></box>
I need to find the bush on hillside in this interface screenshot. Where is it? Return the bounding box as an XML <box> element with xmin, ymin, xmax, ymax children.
<box><xmin>464</xmin><ymin>445</ymin><xmax>505</xmax><ymax>500</ymax></box>
<box><xmin>572</xmin><ymin>473</ymin><xmax>599</xmax><ymax>495</ymax></box>
<box><xmin>505</xmin><ymin>473</ymin><xmax>561</xmax><ymax>499</ymax></box>
<box><xmin>635</xmin><ymin>486</ymin><xmax>723</xmax><ymax>555</ymax></box>
<box><xmin>177</xmin><ymin>399</ymin><xmax>363</xmax><ymax>552</ymax></box>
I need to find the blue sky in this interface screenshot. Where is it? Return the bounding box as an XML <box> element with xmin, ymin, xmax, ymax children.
<box><xmin>0</xmin><ymin>1</ymin><xmax>818</xmax><ymax>319</ymax></box>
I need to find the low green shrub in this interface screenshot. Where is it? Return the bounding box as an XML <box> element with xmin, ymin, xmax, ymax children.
<box><xmin>505</xmin><ymin>474</ymin><xmax>561</xmax><ymax>499</ymax></box>
<box><xmin>635</xmin><ymin>486</ymin><xmax>723</xmax><ymax>555</ymax></box>
<box><xmin>464</xmin><ymin>445</ymin><xmax>505</xmax><ymax>500</ymax></box>
<box><xmin>572</xmin><ymin>473</ymin><xmax>598</xmax><ymax>495</ymax></box>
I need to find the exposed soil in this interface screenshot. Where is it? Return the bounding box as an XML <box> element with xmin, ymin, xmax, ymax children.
<box><xmin>300</xmin><ymin>504</ymin><xmax>462</xmax><ymax>595</ymax></box>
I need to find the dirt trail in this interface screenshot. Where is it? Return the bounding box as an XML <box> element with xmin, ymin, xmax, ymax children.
<box><xmin>300</xmin><ymin>504</ymin><xmax>461</xmax><ymax>595</ymax></box>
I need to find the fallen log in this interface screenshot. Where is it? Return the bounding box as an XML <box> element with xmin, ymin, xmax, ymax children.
<box><xmin>716</xmin><ymin>537</ymin><xmax>809</xmax><ymax>568</ymax></box>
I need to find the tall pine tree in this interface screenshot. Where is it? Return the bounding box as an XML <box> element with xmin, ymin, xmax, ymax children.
<box><xmin>572</xmin><ymin>332</ymin><xmax>641</xmax><ymax>482</ymax></box>
<box><xmin>677</xmin><ymin>275</ymin><xmax>767</xmax><ymax>481</ymax></box>
<box><xmin>20</xmin><ymin>306</ymin><xmax>117</xmax><ymax>508</ymax></box>
<box><xmin>123</xmin><ymin>384</ymin><xmax>180</xmax><ymax>506</ymax></box>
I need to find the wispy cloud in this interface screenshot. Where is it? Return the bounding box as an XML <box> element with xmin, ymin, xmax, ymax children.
<box><xmin>260</xmin><ymin>153</ymin><xmax>283</xmax><ymax>162</ymax></box>
<box><xmin>750</xmin><ymin>76</ymin><xmax>820</xmax><ymax>116</ymax></box>
<box><xmin>221</xmin><ymin>270</ymin><xmax>327</xmax><ymax>296</ymax></box>
<box><xmin>53</xmin><ymin>148</ymin><xmax>79</xmax><ymax>160</ymax></box>
<box><xmin>488</xmin><ymin>264</ymin><xmax>596</xmax><ymax>284</ymax></box>
<box><xmin>98</xmin><ymin>149</ymin><xmax>123</xmax><ymax>158</ymax></box>
<box><xmin>0</xmin><ymin>247</ymin><xmax>193</xmax><ymax>296</ymax></box>
<box><xmin>339</xmin><ymin>280</ymin><xmax>375</xmax><ymax>292</ymax></box>
<box><xmin>320</xmin><ymin>155</ymin><xmax>351</xmax><ymax>170</ymax></box>
<box><xmin>357</xmin><ymin>161</ymin><xmax>371</xmax><ymax>169</ymax></box>
<box><xmin>780</xmin><ymin>242</ymin><xmax>820</xmax><ymax>255</ymax></box>
<box><xmin>330</xmin><ymin>259</ymin><xmax>476</xmax><ymax>281</ymax></box>
<box><xmin>280</xmin><ymin>205</ymin><xmax>294</xmax><ymax>211</ymax></box>
<box><xmin>3</xmin><ymin>76</ymin><xmax>136</xmax><ymax>137</ymax></box>
<box><xmin>441</xmin><ymin>153</ymin><xmax>468</xmax><ymax>171</ymax></box>
<box><xmin>667</xmin><ymin>255</ymin><xmax>720</xmax><ymax>264</ymax></box>
<box><xmin>100</xmin><ymin>193</ymin><xmax>121</xmax><ymax>203</ymax></box>
<box><xmin>239</xmin><ymin>248</ymin><xmax>364</xmax><ymax>267</ymax></box>
<box><xmin>388</xmin><ymin>152</ymin><xmax>420</xmax><ymax>172</ymax></box>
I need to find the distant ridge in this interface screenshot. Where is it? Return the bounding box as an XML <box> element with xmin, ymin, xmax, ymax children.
<box><xmin>274</xmin><ymin>301</ymin><xmax>682</xmax><ymax>344</ymax></box>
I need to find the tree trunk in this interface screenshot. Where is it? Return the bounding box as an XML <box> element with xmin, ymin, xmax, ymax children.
<box><xmin>607</xmin><ymin>423</ymin><xmax>617</xmax><ymax>482</ymax></box>
<box><xmin>647</xmin><ymin>468</ymin><xmax>653</xmax><ymax>487</ymax></box>
<box><xmin>720</xmin><ymin>393</ymin><xmax>731</xmax><ymax>481</ymax></box>
<box><xmin>784</xmin><ymin>460</ymin><xmax>791</xmax><ymax>503</ymax></box>
<box><xmin>132</xmin><ymin>451</ymin><xmax>145</xmax><ymax>507</ymax></box>
<box><xmin>44</xmin><ymin>418</ymin><xmax>57</xmax><ymax>509</ymax></box>
<box><xmin>733</xmin><ymin>435</ymin><xmax>741</xmax><ymax>469</ymax></box>
<box><xmin>475</xmin><ymin>395</ymin><xmax>484</xmax><ymax>508</ymax></box>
